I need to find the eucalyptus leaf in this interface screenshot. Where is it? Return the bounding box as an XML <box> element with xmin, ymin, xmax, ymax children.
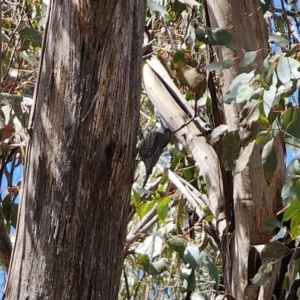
<box><xmin>156</xmin><ymin>197</ymin><xmax>171</xmax><ymax>222</ymax></box>
<box><xmin>235</xmin><ymin>140</ymin><xmax>255</xmax><ymax>175</ymax></box>
<box><xmin>147</xmin><ymin>0</ymin><xmax>168</xmax><ymax>14</ymax></box>
<box><xmin>269</xmin><ymin>33</ymin><xmax>289</xmax><ymax>48</ymax></box>
<box><xmin>135</xmin><ymin>235</ymin><xmax>164</xmax><ymax>258</ymax></box>
<box><xmin>239</xmin><ymin>50</ymin><xmax>259</xmax><ymax>67</ymax></box>
<box><xmin>291</xmin><ymin>213</ymin><xmax>300</xmax><ymax>238</ymax></box>
<box><xmin>256</xmin><ymin>130</ymin><xmax>272</xmax><ymax>145</ymax></box>
<box><xmin>277</xmin><ymin>57</ymin><xmax>300</xmax><ymax>84</ymax></box>
<box><xmin>282</xmin><ymin>199</ymin><xmax>300</xmax><ymax>222</ymax></box>
<box><xmin>19</xmin><ymin>27</ymin><xmax>42</xmax><ymax>48</ymax></box>
<box><xmin>144</xmin><ymin>258</ymin><xmax>169</xmax><ymax>275</ymax></box>
<box><xmin>263</xmin><ymin>85</ymin><xmax>276</xmax><ymax>117</ymax></box>
<box><xmin>207</xmin><ymin>58</ymin><xmax>235</xmax><ymax>72</ymax></box>
<box><xmin>210</xmin><ymin>124</ymin><xmax>229</xmax><ymax>145</ymax></box>
<box><xmin>223</xmin><ymin>71</ymin><xmax>255</xmax><ymax>103</ymax></box>
<box><xmin>286</xmin><ymin>107</ymin><xmax>300</xmax><ymax>139</ymax></box>
<box><xmin>261</xmin><ymin>241</ymin><xmax>287</xmax><ymax>260</ymax></box>
<box><xmin>264</xmin><ymin>218</ymin><xmax>283</xmax><ymax>231</ymax></box>
<box><xmin>262</xmin><ymin>138</ymin><xmax>277</xmax><ymax>183</ymax></box>
<box><xmin>236</xmin><ymin>84</ymin><xmax>254</xmax><ymax>103</ymax></box>
<box><xmin>183</xmin><ymin>243</ymin><xmax>202</xmax><ymax>269</ymax></box>
<box><xmin>195</xmin><ymin>27</ymin><xmax>235</xmax><ymax>50</ymax></box>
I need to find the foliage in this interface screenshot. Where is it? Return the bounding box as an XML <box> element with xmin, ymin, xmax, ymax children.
<box><xmin>3</xmin><ymin>0</ymin><xmax>300</xmax><ymax>299</ymax></box>
<box><xmin>120</xmin><ymin>0</ymin><xmax>300</xmax><ymax>299</ymax></box>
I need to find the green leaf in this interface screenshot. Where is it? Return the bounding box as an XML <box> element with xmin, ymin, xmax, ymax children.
<box><xmin>135</xmin><ymin>235</ymin><xmax>164</xmax><ymax>258</ymax></box>
<box><xmin>256</xmin><ymin>130</ymin><xmax>272</xmax><ymax>145</ymax></box>
<box><xmin>10</xmin><ymin>203</ymin><xmax>18</xmax><ymax>229</ymax></box>
<box><xmin>207</xmin><ymin>27</ymin><xmax>235</xmax><ymax>50</ymax></box>
<box><xmin>185</xmin><ymin>270</ymin><xmax>196</xmax><ymax>292</ymax></box>
<box><xmin>282</xmin><ymin>107</ymin><xmax>294</xmax><ymax>128</ymax></box>
<box><xmin>264</xmin><ymin>218</ymin><xmax>283</xmax><ymax>231</ymax></box>
<box><xmin>286</xmin><ymin>158</ymin><xmax>300</xmax><ymax>182</ymax></box>
<box><xmin>236</xmin><ymin>84</ymin><xmax>254</xmax><ymax>103</ymax></box>
<box><xmin>222</xmin><ymin>131</ymin><xmax>240</xmax><ymax>171</ymax></box>
<box><xmin>137</xmin><ymin>254</ymin><xmax>150</xmax><ymax>268</ymax></box>
<box><xmin>286</xmin><ymin>107</ymin><xmax>300</xmax><ymax>139</ymax></box>
<box><xmin>292</xmin><ymin>258</ymin><xmax>300</xmax><ymax>283</ymax></box>
<box><xmin>172</xmin><ymin>50</ymin><xmax>188</xmax><ymax>69</ymax></box>
<box><xmin>273</xmin><ymin>15</ymin><xmax>285</xmax><ymax>33</ymax></box>
<box><xmin>210</xmin><ymin>124</ymin><xmax>229</xmax><ymax>145</ymax></box>
<box><xmin>2</xmin><ymin>194</ymin><xmax>12</xmax><ymax>227</ymax></box>
<box><xmin>261</xmin><ymin>241</ymin><xmax>287</xmax><ymax>259</ymax></box>
<box><xmin>206</xmin><ymin>58</ymin><xmax>235</xmax><ymax>72</ymax></box>
<box><xmin>296</xmin><ymin>180</ymin><xmax>300</xmax><ymax>200</ymax></box>
<box><xmin>183</xmin><ymin>243</ymin><xmax>202</xmax><ymax>269</ymax></box>
<box><xmin>281</xmin><ymin>182</ymin><xmax>296</xmax><ymax>206</ymax></box>
<box><xmin>140</xmin><ymin>199</ymin><xmax>157</xmax><ymax>218</ymax></box>
<box><xmin>181</xmin><ymin>268</ymin><xmax>196</xmax><ymax>292</ymax></box>
<box><xmin>259</xmin><ymin>114</ymin><xmax>270</xmax><ymax>128</ymax></box>
<box><xmin>167</xmin><ymin>235</ymin><xmax>186</xmax><ymax>258</ymax></box>
<box><xmin>223</xmin><ymin>71</ymin><xmax>255</xmax><ymax>103</ymax></box>
<box><xmin>235</xmin><ymin>140</ymin><xmax>255</xmax><ymax>175</ymax></box>
<box><xmin>206</xmin><ymin>256</ymin><xmax>220</xmax><ymax>289</ymax></box>
<box><xmin>2</xmin><ymin>32</ymin><xmax>9</xmax><ymax>43</ymax></box>
<box><xmin>147</xmin><ymin>0</ymin><xmax>168</xmax><ymax>14</ymax></box>
<box><xmin>203</xmin><ymin>206</ymin><xmax>213</xmax><ymax>217</ymax></box>
<box><xmin>285</xmin><ymin>136</ymin><xmax>300</xmax><ymax>153</ymax></box>
<box><xmin>263</xmin><ymin>85</ymin><xmax>276</xmax><ymax>117</ymax></box>
<box><xmin>239</xmin><ymin>50</ymin><xmax>259</xmax><ymax>67</ymax></box>
<box><xmin>156</xmin><ymin>197</ymin><xmax>171</xmax><ymax>222</ymax></box>
<box><xmin>252</xmin><ymin>261</ymin><xmax>274</xmax><ymax>286</ymax></box>
<box><xmin>183</xmin><ymin>167</ymin><xmax>193</xmax><ymax>181</ymax></box>
<box><xmin>132</xmin><ymin>189</ymin><xmax>142</xmax><ymax>219</ymax></box>
<box><xmin>282</xmin><ymin>199</ymin><xmax>300</xmax><ymax>222</ymax></box>
<box><xmin>19</xmin><ymin>27</ymin><xmax>42</xmax><ymax>48</ymax></box>
<box><xmin>277</xmin><ymin>57</ymin><xmax>300</xmax><ymax>84</ymax></box>
<box><xmin>262</xmin><ymin>138</ymin><xmax>277</xmax><ymax>183</ymax></box>
<box><xmin>269</xmin><ymin>33</ymin><xmax>289</xmax><ymax>48</ymax></box>
<box><xmin>195</xmin><ymin>27</ymin><xmax>235</xmax><ymax>50</ymax></box>
<box><xmin>291</xmin><ymin>212</ymin><xmax>300</xmax><ymax>238</ymax></box>
<box><xmin>144</xmin><ymin>258</ymin><xmax>169</xmax><ymax>275</ymax></box>
<box><xmin>2</xmin><ymin>194</ymin><xmax>18</xmax><ymax>233</ymax></box>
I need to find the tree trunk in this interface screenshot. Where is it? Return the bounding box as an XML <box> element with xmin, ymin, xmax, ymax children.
<box><xmin>206</xmin><ymin>0</ymin><xmax>285</xmax><ymax>298</ymax></box>
<box><xmin>5</xmin><ymin>1</ymin><xmax>145</xmax><ymax>299</ymax></box>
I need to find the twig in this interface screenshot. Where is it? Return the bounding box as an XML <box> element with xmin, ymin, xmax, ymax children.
<box><xmin>123</xmin><ymin>267</ymin><xmax>131</xmax><ymax>300</ymax></box>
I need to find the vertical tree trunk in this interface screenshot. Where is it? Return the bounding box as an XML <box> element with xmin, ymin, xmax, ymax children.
<box><xmin>207</xmin><ymin>1</ymin><xmax>285</xmax><ymax>298</ymax></box>
<box><xmin>5</xmin><ymin>1</ymin><xmax>145</xmax><ymax>299</ymax></box>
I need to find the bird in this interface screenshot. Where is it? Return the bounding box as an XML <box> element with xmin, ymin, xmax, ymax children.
<box><xmin>138</xmin><ymin>122</ymin><xmax>171</xmax><ymax>187</ymax></box>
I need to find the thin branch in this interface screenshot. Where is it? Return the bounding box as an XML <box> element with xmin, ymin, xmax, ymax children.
<box><xmin>123</xmin><ymin>268</ymin><xmax>131</xmax><ymax>300</ymax></box>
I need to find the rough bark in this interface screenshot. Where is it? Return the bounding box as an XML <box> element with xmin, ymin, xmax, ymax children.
<box><xmin>207</xmin><ymin>0</ymin><xmax>285</xmax><ymax>298</ymax></box>
<box><xmin>5</xmin><ymin>0</ymin><xmax>145</xmax><ymax>299</ymax></box>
